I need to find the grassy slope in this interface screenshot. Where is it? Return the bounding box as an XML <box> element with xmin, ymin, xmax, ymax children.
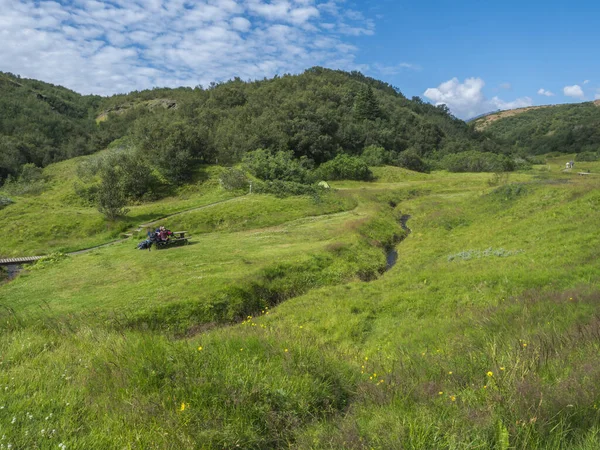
<box><xmin>0</xmin><ymin>157</ymin><xmax>247</xmax><ymax>257</ymax></box>
<box><xmin>1</xmin><ymin>159</ymin><xmax>600</xmax><ymax>448</ymax></box>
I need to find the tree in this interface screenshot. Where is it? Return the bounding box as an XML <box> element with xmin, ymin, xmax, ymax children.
<box><xmin>97</xmin><ymin>165</ymin><xmax>129</xmax><ymax>220</ymax></box>
<box><xmin>134</xmin><ymin>114</ymin><xmax>205</xmax><ymax>184</ymax></box>
<box><xmin>354</xmin><ymin>85</ymin><xmax>380</xmax><ymax>121</ymax></box>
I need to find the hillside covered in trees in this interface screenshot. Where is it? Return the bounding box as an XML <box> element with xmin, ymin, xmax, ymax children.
<box><xmin>0</xmin><ymin>72</ymin><xmax>102</xmax><ymax>180</ymax></box>
<box><xmin>1</xmin><ymin>67</ymin><xmax>507</xmax><ymax>187</ymax></box>
<box><xmin>473</xmin><ymin>101</ymin><xmax>600</xmax><ymax>159</ymax></box>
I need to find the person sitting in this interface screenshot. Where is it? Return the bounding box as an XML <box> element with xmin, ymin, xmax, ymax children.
<box><xmin>158</xmin><ymin>226</ymin><xmax>169</xmax><ymax>242</ymax></box>
<box><xmin>137</xmin><ymin>227</ymin><xmax>158</xmax><ymax>250</ymax></box>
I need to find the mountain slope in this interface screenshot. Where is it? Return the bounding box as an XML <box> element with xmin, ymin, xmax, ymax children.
<box><xmin>473</xmin><ymin>101</ymin><xmax>600</xmax><ymax>155</ymax></box>
<box><xmin>0</xmin><ymin>72</ymin><xmax>101</xmax><ymax>179</ymax></box>
<box><xmin>3</xmin><ymin>68</ymin><xmax>499</xmax><ymax>184</ymax></box>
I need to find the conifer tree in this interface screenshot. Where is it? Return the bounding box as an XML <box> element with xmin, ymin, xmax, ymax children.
<box><xmin>354</xmin><ymin>85</ymin><xmax>380</xmax><ymax>120</ymax></box>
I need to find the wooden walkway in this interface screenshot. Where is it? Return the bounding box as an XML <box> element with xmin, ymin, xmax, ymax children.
<box><xmin>0</xmin><ymin>256</ymin><xmax>44</xmax><ymax>266</ymax></box>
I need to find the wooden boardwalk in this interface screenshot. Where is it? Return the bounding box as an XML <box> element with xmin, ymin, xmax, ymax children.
<box><xmin>0</xmin><ymin>256</ymin><xmax>44</xmax><ymax>266</ymax></box>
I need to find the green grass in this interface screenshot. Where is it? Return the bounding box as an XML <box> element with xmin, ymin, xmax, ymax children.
<box><xmin>1</xmin><ymin>159</ymin><xmax>600</xmax><ymax>448</ymax></box>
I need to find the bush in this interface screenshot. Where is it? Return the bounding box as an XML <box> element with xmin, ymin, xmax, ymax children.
<box><xmin>490</xmin><ymin>183</ymin><xmax>527</xmax><ymax>200</ymax></box>
<box><xmin>524</xmin><ymin>155</ymin><xmax>545</xmax><ymax>165</ymax></box>
<box><xmin>361</xmin><ymin>145</ymin><xmax>389</xmax><ymax>166</ymax></box>
<box><xmin>220</xmin><ymin>168</ymin><xmax>249</xmax><ymax>191</ymax></box>
<box><xmin>315</xmin><ymin>154</ymin><xmax>373</xmax><ymax>181</ymax></box>
<box><xmin>243</xmin><ymin>149</ymin><xmax>310</xmax><ymax>183</ymax></box>
<box><xmin>512</xmin><ymin>157</ymin><xmax>532</xmax><ymax>171</ymax></box>
<box><xmin>2</xmin><ymin>164</ymin><xmax>46</xmax><ymax>195</ymax></box>
<box><xmin>440</xmin><ymin>151</ymin><xmax>515</xmax><ymax>173</ymax></box>
<box><xmin>253</xmin><ymin>180</ymin><xmax>321</xmax><ymax>197</ymax></box>
<box><xmin>575</xmin><ymin>151</ymin><xmax>599</xmax><ymax>162</ymax></box>
<box><xmin>396</xmin><ymin>149</ymin><xmax>429</xmax><ymax>173</ymax></box>
<box><xmin>0</xmin><ymin>196</ymin><xmax>13</xmax><ymax>210</ymax></box>
<box><xmin>73</xmin><ymin>183</ymin><xmax>100</xmax><ymax>206</ymax></box>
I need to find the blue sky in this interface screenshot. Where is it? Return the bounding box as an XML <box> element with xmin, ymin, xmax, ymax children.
<box><xmin>1</xmin><ymin>0</ymin><xmax>598</xmax><ymax>118</ymax></box>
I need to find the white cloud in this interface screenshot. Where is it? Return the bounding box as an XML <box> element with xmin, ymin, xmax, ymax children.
<box><xmin>538</xmin><ymin>88</ymin><xmax>555</xmax><ymax>97</ymax></box>
<box><xmin>596</xmin><ymin>90</ymin><xmax>600</xmax><ymax>100</ymax></box>
<box><xmin>499</xmin><ymin>82</ymin><xmax>511</xmax><ymax>90</ymax></box>
<box><xmin>231</xmin><ymin>17</ymin><xmax>252</xmax><ymax>32</ymax></box>
<box><xmin>583</xmin><ymin>80</ymin><xmax>590</xmax><ymax>84</ymax></box>
<box><xmin>564</xmin><ymin>85</ymin><xmax>585</xmax><ymax>99</ymax></box>
<box><xmin>424</xmin><ymin>77</ymin><xmax>533</xmax><ymax>119</ymax></box>
<box><xmin>372</xmin><ymin>62</ymin><xmax>421</xmax><ymax>76</ymax></box>
<box><xmin>0</xmin><ymin>0</ymin><xmax>376</xmax><ymax>95</ymax></box>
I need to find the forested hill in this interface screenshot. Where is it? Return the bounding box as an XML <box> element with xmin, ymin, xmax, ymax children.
<box><xmin>0</xmin><ymin>72</ymin><xmax>102</xmax><ymax>180</ymax></box>
<box><xmin>96</xmin><ymin>67</ymin><xmax>498</xmax><ymax>166</ymax></box>
<box><xmin>2</xmin><ymin>67</ymin><xmax>498</xmax><ymax>183</ymax></box>
<box><xmin>473</xmin><ymin>100</ymin><xmax>600</xmax><ymax>157</ymax></box>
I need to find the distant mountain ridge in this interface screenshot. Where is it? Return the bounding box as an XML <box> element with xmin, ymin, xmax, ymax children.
<box><xmin>473</xmin><ymin>100</ymin><xmax>600</xmax><ymax>155</ymax></box>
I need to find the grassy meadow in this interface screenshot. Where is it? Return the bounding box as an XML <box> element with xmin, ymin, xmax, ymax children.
<box><xmin>1</xmin><ymin>156</ymin><xmax>600</xmax><ymax>448</ymax></box>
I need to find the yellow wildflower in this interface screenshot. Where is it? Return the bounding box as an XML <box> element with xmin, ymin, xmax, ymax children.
<box><xmin>487</xmin><ymin>371</ymin><xmax>493</xmax><ymax>377</ymax></box>
<box><xmin>197</xmin><ymin>346</ymin><xmax>203</xmax><ymax>351</ymax></box>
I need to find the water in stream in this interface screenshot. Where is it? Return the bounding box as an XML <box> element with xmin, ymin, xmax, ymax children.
<box><xmin>384</xmin><ymin>214</ymin><xmax>411</xmax><ymax>271</ymax></box>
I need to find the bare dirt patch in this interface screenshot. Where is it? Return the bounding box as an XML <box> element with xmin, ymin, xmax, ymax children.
<box><xmin>473</xmin><ymin>105</ymin><xmax>553</xmax><ymax>130</ymax></box>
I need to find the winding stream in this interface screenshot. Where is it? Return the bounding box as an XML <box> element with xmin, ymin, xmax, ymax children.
<box><xmin>385</xmin><ymin>214</ymin><xmax>411</xmax><ymax>270</ymax></box>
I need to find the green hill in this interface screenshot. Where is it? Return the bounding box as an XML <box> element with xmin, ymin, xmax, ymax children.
<box><xmin>3</xmin><ymin>68</ymin><xmax>600</xmax><ymax>448</ymax></box>
<box><xmin>0</xmin><ymin>72</ymin><xmax>102</xmax><ymax>180</ymax></box>
<box><xmin>473</xmin><ymin>100</ymin><xmax>600</xmax><ymax>157</ymax></box>
<box><xmin>2</xmin><ymin>68</ymin><xmax>503</xmax><ymax>185</ymax></box>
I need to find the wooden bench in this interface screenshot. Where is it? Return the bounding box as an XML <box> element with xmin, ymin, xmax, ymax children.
<box><xmin>154</xmin><ymin>231</ymin><xmax>189</xmax><ymax>250</ymax></box>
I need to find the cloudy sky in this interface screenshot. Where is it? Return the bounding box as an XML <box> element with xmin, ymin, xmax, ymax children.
<box><xmin>1</xmin><ymin>0</ymin><xmax>598</xmax><ymax>119</ymax></box>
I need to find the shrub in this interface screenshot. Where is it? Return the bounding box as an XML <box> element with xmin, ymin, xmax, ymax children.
<box><xmin>2</xmin><ymin>164</ymin><xmax>46</xmax><ymax>195</ymax></box>
<box><xmin>361</xmin><ymin>145</ymin><xmax>389</xmax><ymax>166</ymax></box>
<box><xmin>253</xmin><ymin>180</ymin><xmax>320</xmax><ymax>197</ymax></box>
<box><xmin>524</xmin><ymin>155</ymin><xmax>545</xmax><ymax>165</ymax></box>
<box><xmin>396</xmin><ymin>149</ymin><xmax>429</xmax><ymax>173</ymax></box>
<box><xmin>512</xmin><ymin>157</ymin><xmax>532</xmax><ymax>170</ymax></box>
<box><xmin>220</xmin><ymin>168</ymin><xmax>249</xmax><ymax>191</ymax></box>
<box><xmin>440</xmin><ymin>151</ymin><xmax>515</xmax><ymax>173</ymax></box>
<box><xmin>315</xmin><ymin>154</ymin><xmax>373</xmax><ymax>181</ymax></box>
<box><xmin>73</xmin><ymin>182</ymin><xmax>100</xmax><ymax>206</ymax></box>
<box><xmin>243</xmin><ymin>149</ymin><xmax>310</xmax><ymax>183</ymax></box>
<box><xmin>490</xmin><ymin>183</ymin><xmax>527</xmax><ymax>200</ymax></box>
<box><xmin>0</xmin><ymin>195</ymin><xmax>13</xmax><ymax>210</ymax></box>
<box><xmin>575</xmin><ymin>151</ymin><xmax>599</xmax><ymax>162</ymax></box>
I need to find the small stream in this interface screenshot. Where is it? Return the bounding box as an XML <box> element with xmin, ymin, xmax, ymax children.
<box><xmin>3</xmin><ymin>264</ymin><xmax>23</xmax><ymax>281</ymax></box>
<box><xmin>385</xmin><ymin>214</ymin><xmax>412</xmax><ymax>271</ymax></box>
